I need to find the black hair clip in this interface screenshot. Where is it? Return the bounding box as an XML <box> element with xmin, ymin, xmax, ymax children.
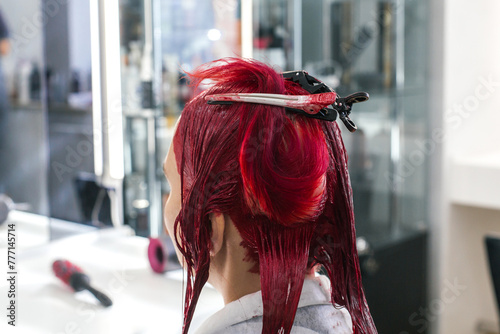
<box><xmin>282</xmin><ymin>71</ymin><xmax>369</xmax><ymax>132</ymax></box>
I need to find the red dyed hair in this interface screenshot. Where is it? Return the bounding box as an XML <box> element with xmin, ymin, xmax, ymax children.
<box><xmin>172</xmin><ymin>58</ymin><xmax>376</xmax><ymax>334</ymax></box>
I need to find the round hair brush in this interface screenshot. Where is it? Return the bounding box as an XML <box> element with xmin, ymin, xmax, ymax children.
<box><xmin>52</xmin><ymin>259</ymin><xmax>113</xmax><ymax>307</ymax></box>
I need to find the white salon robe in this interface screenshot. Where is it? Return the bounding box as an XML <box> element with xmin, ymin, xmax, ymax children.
<box><xmin>194</xmin><ymin>275</ymin><xmax>353</xmax><ymax>334</ymax></box>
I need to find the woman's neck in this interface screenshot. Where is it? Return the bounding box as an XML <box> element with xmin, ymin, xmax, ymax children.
<box><xmin>208</xmin><ymin>218</ymin><xmax>261</xmax><ymax>304</ymax></box>
<box><xmin>207</xmin><ymin>217</ymin><xmax>316</xmax><ymax>305</ymax></box>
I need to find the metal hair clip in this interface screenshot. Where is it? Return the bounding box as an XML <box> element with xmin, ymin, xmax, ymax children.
<box><xmin>206</xmin><ymin>92</ymin><xmax>337</xmax><ymax>115</ymax></box>
<box><xmin>205</xmin><ymin>71</ymin><xmax>369</xmax><ymax>132</ymax></box>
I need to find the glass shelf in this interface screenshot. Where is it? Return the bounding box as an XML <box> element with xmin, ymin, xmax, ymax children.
<box><xmin>253</xmin><ymin>0</ymin><xmax>430</xmax><ymax>237</ymax></box>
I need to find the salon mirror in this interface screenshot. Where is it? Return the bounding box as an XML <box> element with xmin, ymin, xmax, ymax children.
<box><xmin>0</xmin><ymin>0</ymin><xmax>100</xmax><ymax>250</ymax></box>
<box><xmin>0</xmin><ymin>0</ymin><xmax>428</xmax><ymax>250</ymax></box>
<box><xmin>0</xmin><ymin>1</ymin><xmax>51</xmax><ymax>249</ymax></box>
<box><xmin>0</xmin><ymin>0</ymin><xmax>243</xmax><ymax>249</ymax></box>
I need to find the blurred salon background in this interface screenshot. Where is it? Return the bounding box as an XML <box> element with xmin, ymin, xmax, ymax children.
<box><xmin>0</xmin><ymin>0</ymin><xmax>499</xmax><ymax>333</ymax></box>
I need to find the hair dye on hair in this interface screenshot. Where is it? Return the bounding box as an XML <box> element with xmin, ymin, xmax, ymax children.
<box><xmin>172</xmin><ymin>58</ymin><xmax>377</xmax><ymax>334</ymax></box>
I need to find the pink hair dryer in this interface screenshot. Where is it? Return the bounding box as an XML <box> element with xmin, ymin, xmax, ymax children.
<box><xmin>147</xmin><ymin>236</ymin><xmax>181</xmax><ymax>273</ymax></box>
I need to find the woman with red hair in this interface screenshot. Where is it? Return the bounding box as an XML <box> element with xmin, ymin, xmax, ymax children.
<box><xmin>163</xmin><ymin>58</ymin><xmax>376</xmax><ymax>334</ymax></box>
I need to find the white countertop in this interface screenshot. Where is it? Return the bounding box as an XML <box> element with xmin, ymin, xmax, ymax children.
<box><xmin>0</xmin><ymin>211</ymin><xmax>51</xmax><ymax>251</ymax></box>
<box><xmin>0</xmin><ymin>216</ymin><xmax>224</xmax><ymax>334</ymax></box>
<box><xmin>450</xmin><ymin>152</ymin><xmax>500</xmax><ymax>210</ymax></box>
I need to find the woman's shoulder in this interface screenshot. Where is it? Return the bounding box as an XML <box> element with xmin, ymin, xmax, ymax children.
<box><xmin>197</xmin><ymin>303</ymin><xmax>352</xmax><ymax>334</ymax></box>
<box><xmin>215</xmin><ymin>322</ymin><xmax>319</xmax><ymax>334</ymax></box>
<box><xmin>214</xmin><ymin>304</ymin><xmax>351</xmax><ymax>334</ymax></box>
<box><xmin>194</xmin><ymin>276</ymin><xmax>353</xmax><ymax>334</ymax></box>
<box><xmin>292</xmin><ymin>303</ymin><xmax>353</xmax><ymax>334</ymax></box>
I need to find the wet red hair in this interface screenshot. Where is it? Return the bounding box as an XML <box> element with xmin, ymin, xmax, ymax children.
<box><xmin>172</xmin><ymin>58</ymin><xmax>376</xmax><ymax>334</ymax></box>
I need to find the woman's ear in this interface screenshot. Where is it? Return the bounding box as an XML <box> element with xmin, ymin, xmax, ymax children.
<box><xmin>209</xmin><ymin>213</ymin><xmax>226</xmax><ymax>257</ymax></box>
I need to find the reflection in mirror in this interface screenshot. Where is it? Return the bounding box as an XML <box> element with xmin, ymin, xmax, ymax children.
<box><xmin>0</xmin><ymin>1</ymin><xmax>51</xmax><ymax>249</ymax></box>
<box><xmin>44</xmin><ymin>0</ymin><xmax>101</xmax><ymax>228</ymax></box>
<box><xmin>120</xmin><ymin>0</ymin><xmax>242</xmax><ymax>237</ymax></box>
<box><xmin>0</xmin><ymin>1</ymin><xmax>102</xmax><ymax>251</ymax></box>
<box><xmin>253</xmin><ymin>0</ymin><xmax>429</xmax><ymax>238</ymax></box>
<box><xmin>43</xmin><ymin>0</ymin><xmax>112</xmax><ymax>237</ymax></box>
<box><xmin>0</xmin><ymin>1</ymin><xmax>47</xmax><ymax>216</ymax></box>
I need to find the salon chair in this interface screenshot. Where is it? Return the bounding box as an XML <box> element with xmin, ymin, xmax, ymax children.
<box><xmin>358</xmin><ymin>229</ymin><xmax>428</xmax><ymax>333</ymax></box>
<box><xmin>485</xmin><ymin>235</ymin><xmax>500</xmax><ymax>322</ymax></box>
<box><xmin>74</xmin><ymin>172</ymin><xmax>112</xmax><ymax>227</ymax></box>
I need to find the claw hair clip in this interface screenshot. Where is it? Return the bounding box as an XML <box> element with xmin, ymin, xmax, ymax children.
<box><xmin>205</xmin><ymin>70</ymin><xmax>369</xmax><ymax>132</ymax></box>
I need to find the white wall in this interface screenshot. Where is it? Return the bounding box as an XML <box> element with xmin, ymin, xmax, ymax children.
<box><xmin>430</xmin><ymin>1</ymin><xmax>500</xmax><ymax>333</ymax></box>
